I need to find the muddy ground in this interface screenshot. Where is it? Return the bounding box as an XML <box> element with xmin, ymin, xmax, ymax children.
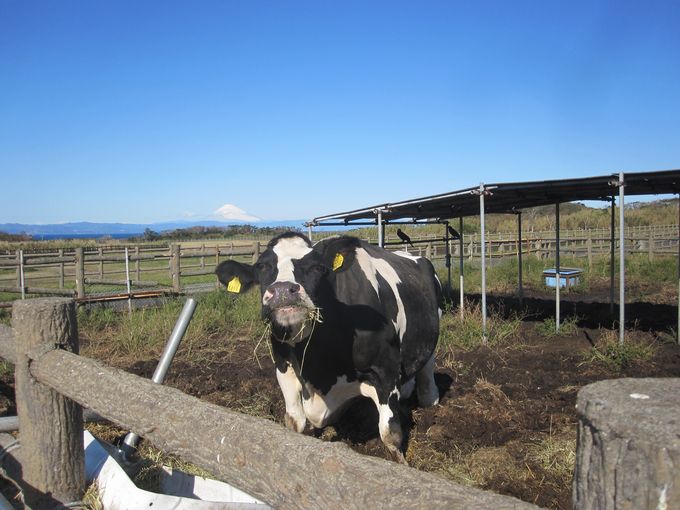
<box><xmin>2</xmin><ymin>290</ymin><xmax>680</xmax><ymax>509</ymax></box>
<box><xmin>127</xmin><ymin>291</ymin><xmax>679</xmax><ymax>509</ymax></box>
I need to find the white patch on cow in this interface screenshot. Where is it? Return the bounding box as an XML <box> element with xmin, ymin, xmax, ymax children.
<box><xmin>272</xmin><ymin>236</ymin><xmax>313</xmax><ymax>282</ymax></box>
<box><xmin>355</xmin><ymin>248</ymin><xmax>407</xmax><ymax>341</ymax></box>
<box><xmin>359</xmin><ymin>383</ymin><xmax>401</xmax><ymax>456</ymax></box>
<box><xmin>301</xmin><ymin>376</ymin><xmax>361</xmax><ymax>428</ymax></box>
<box><xmin>276</xmin><ymin>365</ymin><xmax>306</xmax><ymax>432</ymax></box>
<box><xmin>393</xmin><ymin>250</ymin><xmax>421</xmax><ymax>262</ymax></box>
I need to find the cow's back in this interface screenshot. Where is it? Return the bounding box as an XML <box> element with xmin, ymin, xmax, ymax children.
<box><xmin>323</xmin><ymin>238</ymin><xmax>441</xmax><ymax>381</ymax></box>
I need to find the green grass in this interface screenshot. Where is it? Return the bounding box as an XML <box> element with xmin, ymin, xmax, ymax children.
<box><xmin>581</xmin><ymin>329</ymin><xmax>657</xmax><ymax>370</ymax></box>
<box><xmin>438</xmin><ymin>300</ymin><xmax>524</xmax><ymax>354</ymax></box>
<box><xmin>79</xmin><ymin>289</ymin><xmax>265</xmax><ymax>359</ymax></box>
<box><xmin>535</xmin><ymin>315</ymin><xmax>580</xmax><ymax>338</ymax></box>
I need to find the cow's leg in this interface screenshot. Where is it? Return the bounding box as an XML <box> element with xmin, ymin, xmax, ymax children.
<box><xmin>400</xmin><ymin>376</ymin><xmax>416</xmax><ymax>400</ymax></box>
<box><xmin>359</xmin><ymin>383</ymin><xmax>406</xmax><ymax>464</ymax></box>
<box><xmin>276</xmin><ymin>364</ymin><xmax>306</xmax><ymax>433</ymax></box>
<box><xmin>416</xmin><ymin>352</ymin><xmax>439</xmax><ymax>407</ymax></box>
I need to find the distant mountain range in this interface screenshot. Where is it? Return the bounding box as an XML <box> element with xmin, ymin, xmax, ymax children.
<box><xmin>0</xmin><ymin>219</ymin><xmax>308</xmax><ymax>238</ymax></box>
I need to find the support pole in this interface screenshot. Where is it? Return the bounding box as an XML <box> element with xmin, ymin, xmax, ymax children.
<box><xmin>678</xmin><ymin>196</ymin><xmax>679</xmax><ymax>344</ymax></box>
<box><xmin>459</xmin><ymin>217</ymin><xmax>465</xmax><ymax>319</ymax></box>
<box><xmin>121</xmin><ymin>297</ymin><xmax>197</xmax><ymax>456</ymax></box>
<box><xmin>444</xmin><ymin>222</ymin><xmax>451</xmax><ymax>291</ymax></box>
<box><xmin>376</xmin><ymin>210</ymin><xmax>384</xmax><ymax>248</ymax></box>
<box><xmin>556</xmin><ymin>203</ymin><xmax>561</xmax><ymax>332</ymax></box>
<box><xmin>125</xmin><ymin>247</ymin><xmax>132</xmax><ymax>314</ymax></box>
<box><xmin>12</xmin><ymin>298</ymin><xmax>85</xmax><ymax>508</ymax></box>
<box><xmin>517</xmin><ymin>212</ymin><xmax>523</xmax><ymax>306</ymax></box>
<box><xmin>307</xmin><ymin>223</ymin><xmax>313</xmax><ymax>242</ymax></box>
<box><xmin>610</xmin><ymin>196</ymin><xmax>616</xmax><ymax>315</ymax></box>
<box><xmin>19</xmin><ymin>250</ymin><xmax>25</xmax><ymax>300</ymax></box>
<box><xmin>479</xmin><ymin>184</ymin><xmax>488</xmax><ymax>344</ymax></box>
<box><xmin>619</xmin><ymin>172</ymin><xmax>625</xmax><ymax>345</ymax></box>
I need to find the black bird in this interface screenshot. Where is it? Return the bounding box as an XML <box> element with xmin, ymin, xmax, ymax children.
<box><xmin>396</xmin><ymin>229</ymin><xmax>414</xmax><ymax>247</ymax></box>
<box><xmin>447</xmin><ymin>225</ymin><xmax>460</xmax><ymax>240</ymax></box>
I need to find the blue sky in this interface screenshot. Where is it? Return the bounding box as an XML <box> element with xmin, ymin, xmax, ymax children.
<box><xmin>1</xmin><ymin>1</ymin><xmax>679</xmax><ymax>224</ymax></box>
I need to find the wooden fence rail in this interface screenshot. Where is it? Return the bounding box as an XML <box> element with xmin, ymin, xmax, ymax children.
<box><xmin>1</xmin><ymin>226</ymin><xmax>678</xmax><ymax>302</ymax></box>
<box><xmin>0</xmin><ymin>298</ymin><xmax>539</xmax><ymax>509</ymax></box>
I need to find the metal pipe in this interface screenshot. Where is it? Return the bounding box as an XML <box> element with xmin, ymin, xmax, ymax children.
<box><xmin>517</xmin><ymin>212</ymin><xmax>523</xmax><ymax>306</ymax></box>
<box><xmin>19</xmin><ymin>250</ymin><xmax>25</xmax><ymax>300</ymax></box>
<box><xmin>307</xmin><ymin>223</ymin><xmax>313</xmax><ymax>242</ymax></box>
<box><xmin>677</xmin><ymin>196</ymin><xmax>679</xmax><ymax>344</ymax></box>
<box><xmin>459</xmin><ymin>217</ymin><xmax>464</xmax><ymax>319</ymax></box>
<box><xmin>376</xmin><ymin>210</ymin><xmax>384</xmax><ymax>248</ymax></box>
<box><xmin>121</xmin><ymin>297</ymin><xmax>197</xmax><ymax>456</ymax></box>
<box><xmin>610</xmin><ymin>196</ymin><xmax>616</xmax><ymax>315</ymax></box>
<box><xmin>479</xmin><ymin>184</ymin><xmax>487</xmax><ymax>344</ymax></box>
<box><xmin>0</xmin><ymin>409</ymin><xmax>105</xmax><ymax>433</ymax></box>
<box><xmin>125</xmin><ymin>247</ymin><xmax>132</xmax><ymax>314</ymax></box>
<box><xmin>444</xmin><ymin>222</ymin><xmax>451</xmax><ymax>291</ymax></box>
<box><xmin>555</xmin><ymin>203</ymin><xmax>561</xmax><ymax>332</ymax></box>
<box><xmin>619</xmin><ymin>172</ymin><xmax>625</xmax><ymax>345</ymax></box>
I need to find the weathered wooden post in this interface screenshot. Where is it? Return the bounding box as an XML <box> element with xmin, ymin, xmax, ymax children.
<box><xmin>200</xmin><ymin>243</ymin><xmax>206</xmax><ymax>269</ymax></box>
<box><xmin>171</xmin><ymin>244</ymin><xmax>181</xmax><ymax>293</ymax></box>
<box><xmin>74</xmin><ymin>247</ymin><xmax>85</xmax><ymax>299</ymax></box>
<box><xmin>573</xmin><ymin>378</ymin><xmax>680</xmax><ymax>510</ymax></box>
<box><xmin>587</xmin><ymin>234</ymin><xmax>593</xmax><ymax>268</ymax></box>
<box><xmin>252</xmin><ymin>241</ymin><xmax>261</xmax><ymax>264</ymax></box>
<box><xmin>13</xmin><ymin>298</ymin><xmax>85</xmax><ymax>508</ymax></box>
<box><xmin>98</xmin><ymin>247</ymin><xmax>104</xmax><ymax>279</ymax></box>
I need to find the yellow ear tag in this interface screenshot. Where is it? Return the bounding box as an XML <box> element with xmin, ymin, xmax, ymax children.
<box><xmin>332</xmin><ymin>253</ymin><xmax>344</xmax><ymax>271</ymax></box>
<box><xmin>227</xmin><ymin>276</ymin><xmax>242</xmax><ymax>293</ymax></box>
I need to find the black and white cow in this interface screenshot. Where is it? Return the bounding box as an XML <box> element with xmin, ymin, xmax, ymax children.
<box><xmin>216</xmin><ymin>232</ymin><xmax>441</xmax><ymax>463</ymax></box>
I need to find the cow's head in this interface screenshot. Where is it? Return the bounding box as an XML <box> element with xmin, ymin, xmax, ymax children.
<box><xmin>216</xmin><ymin>232</ymin><xmax>359</xmax><ymax>344</ymax></box>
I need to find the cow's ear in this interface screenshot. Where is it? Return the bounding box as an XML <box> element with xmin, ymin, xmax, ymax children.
<box><xmin>215</xmin><ymin>260</ymin><xmax>257</xmax><ymax>294</ymax></box>
<box><xmin>318</xmin><ymin>237</ymin><xmax>361</xmax><ymax>273</ymax></box>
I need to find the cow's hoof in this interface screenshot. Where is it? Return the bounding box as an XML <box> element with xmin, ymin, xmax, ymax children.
<box><xmin>387</xmin><ymin>448</ymin><xmax>408</xmax><ymax>465</ymax></box>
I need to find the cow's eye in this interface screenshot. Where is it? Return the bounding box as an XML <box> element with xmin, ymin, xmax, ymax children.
<box><xmin>255</xmin><ymin>262</ymin><xmax>271</xmax><ymax>273</ymax></box>
<box><xmin>312</xmin><ymin>264</ymin><xmax>328</xmax><ymax>274</ymax></box>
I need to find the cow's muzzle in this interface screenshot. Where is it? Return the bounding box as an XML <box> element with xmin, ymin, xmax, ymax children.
<box><xmin>263</xmin><ymin>281</ymin><xmax>315</xmax><ymax>334</ymax></box>
<box><xmin>264</xmin><ymin>281</ymin><xmax>303</xmax><ymax>309</ymax></box>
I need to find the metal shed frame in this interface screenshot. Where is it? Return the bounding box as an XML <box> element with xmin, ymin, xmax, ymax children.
<box><xmin>308</xmin><ymin>169</ymin><xmax>680</xmax><ymax>344</ymax></box>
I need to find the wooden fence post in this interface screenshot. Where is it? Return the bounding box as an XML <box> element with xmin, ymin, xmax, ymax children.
<box><xmin>573</xmin><ymin>379</ymin><xmax>680</xmax><ymax>509</ymax></box>
<box><xmin>98</xmin><ymin>247</ymin><xmax>104</xmax><ymax>279</ymax></box>
<box><xmin>252</xmin><ymin>241</ymin><xmax>261</xmax><ymax>264</ymax></box>
<box><xmin>74</xmin><ymin>247</ymin><xmax>85</xmax><ymax>299</ymax></box>
<box><xmin>12</xmin><ymin>298</ymin><xmax>85</xmax><ymax>508</ymax></box>
<box><xmin>171</xmin><ymin>244</ymin><xmax>181</xmax><ymax>293</ymax></box>
<box><xmin>587</xmin><ymin>234</ymin><xmax>593</xmax><ymax>268</ymax></box>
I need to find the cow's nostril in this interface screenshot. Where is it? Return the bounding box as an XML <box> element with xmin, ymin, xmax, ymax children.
<box><xmin>289</xmin><ymin>283</ymin><xmax>300</xmax><ymax>294</ymax></box>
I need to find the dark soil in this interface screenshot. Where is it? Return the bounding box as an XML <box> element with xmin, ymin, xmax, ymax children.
<box><xmin>121</xmin><ymin>293</ymin><xmax>680</xmax><ymax>509</ymax></box>
<box><xmin>2</xmin><ymin>291</ymin><xmax>680</xmax><ymax>509</ymax></box>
